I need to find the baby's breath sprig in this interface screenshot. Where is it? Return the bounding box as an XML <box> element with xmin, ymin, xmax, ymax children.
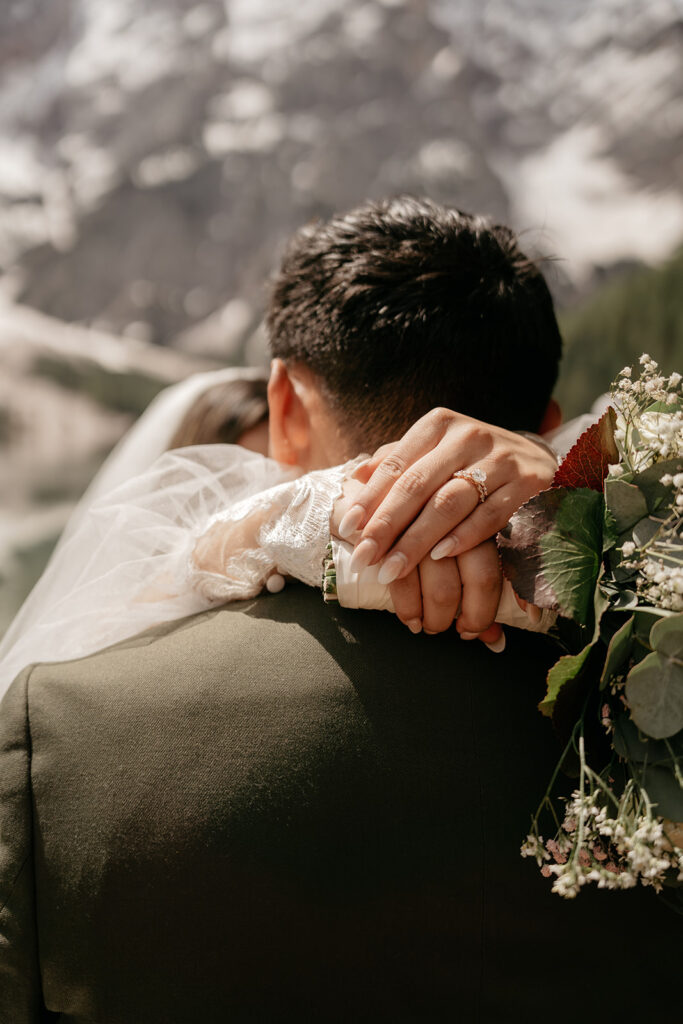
<box><xmin>608</xmin><ymin>355</ymin><xmax>683</xmax><ymax>612</ymax></box>
<box><xmin>522</xmin><ymin>736</ymin><xmax>683</xmax><ymax>898</ymax></box>
<box><xmin>612</xmin><ymin>355</ymin><xmax>683</xmax><ymax>474</ymax></box>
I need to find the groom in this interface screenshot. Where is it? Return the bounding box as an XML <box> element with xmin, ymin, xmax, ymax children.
<box><xmin>1</xmin><ymin>198</ymin><xmax>680</xmax><ymax>1023</ymax></box>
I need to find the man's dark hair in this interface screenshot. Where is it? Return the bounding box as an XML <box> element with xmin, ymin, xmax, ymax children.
<box><xmin>267</xmin><ymin>196</ymin><xmax>562</xmax><ymax>450</ymax></box>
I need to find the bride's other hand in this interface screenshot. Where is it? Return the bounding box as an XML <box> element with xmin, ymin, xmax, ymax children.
<box><xmin>388</xmin><ymin>540</ymin><xmax>504</xmax><ymax>644</ymax></box>
<box><xmin>338</xmin><ymin>407</ymin><xmax>557</xmax><ymax>582</ymax></box>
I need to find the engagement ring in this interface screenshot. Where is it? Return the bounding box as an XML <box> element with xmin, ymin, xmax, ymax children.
<box><xmin>452</xmin><ymin>467</ymin><xmax>488</xmax><ymax>503</ymax></box>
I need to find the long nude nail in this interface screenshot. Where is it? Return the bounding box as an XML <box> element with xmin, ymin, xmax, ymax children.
<box><xmin>349</xmin><ymin>538</ymin><xmax>378</xmax><ymax>573</ymax></box>
<box><xmin>431</xmin><ymin>536</ymin><xmax>458</xmax><ymax>560</ymax></box>
<box><xmin>338</xmin><ymin>504</ymin><xmax>365</xmax><ymax>540</ymax></box>
<box><xmin>377</xmin><ymin>552</ymin><xmax>408</xmax><ymax>585</ymax></box>
<box><xmin>406</xmin><ymin>618</ymin><xmax>422</xmax><ymax>634</ymax></box>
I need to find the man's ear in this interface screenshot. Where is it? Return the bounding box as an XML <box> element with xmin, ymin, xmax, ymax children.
<box><xmin>267</xmin><ymin>359</ymin><xmax>312</xmax><ymax>466</ymax></box>
<box><xmin>539</xmin><ymin>397</ymin><xmax>562</xmax><ymax>435</ymax></box>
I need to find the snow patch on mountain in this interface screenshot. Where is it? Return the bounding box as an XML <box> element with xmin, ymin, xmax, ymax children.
<box><xmin>500</xmin><ymin>124</ymin><xmax>683</xmax><ymax>279</ymax></box>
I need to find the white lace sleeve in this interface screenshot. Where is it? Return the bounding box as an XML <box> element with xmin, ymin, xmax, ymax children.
<box><xmin>0</xmin><ymin>446</ymin><xmax>356</xmax><ymax>695</ymax></box>
<box><xmin>186</xmin><ymin>463</ymin><xmax>356</xmax><ymax>602</ymax></box>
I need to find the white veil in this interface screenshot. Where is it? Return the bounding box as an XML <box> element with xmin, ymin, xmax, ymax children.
<box><xmin>0</xmin><ymin>367</ymin><xmax>269</xmax><ymax>690</ymax></box>
<box><xmin>60</xmin><ymin>366</ymin><xmax>269</xmax><ymax>542</ymax></box>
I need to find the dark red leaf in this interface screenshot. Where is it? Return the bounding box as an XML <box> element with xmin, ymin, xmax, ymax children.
<box><xmin>552</xmin><ymin>407</ymin><xmax>618</xmax><ymax>492</ymax></box>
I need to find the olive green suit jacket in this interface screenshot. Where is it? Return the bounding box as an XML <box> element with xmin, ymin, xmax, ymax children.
<box><xmin>1</xmin><ymin>586</ymin><xmax>680</xmax><ymax>1023</ymax></box>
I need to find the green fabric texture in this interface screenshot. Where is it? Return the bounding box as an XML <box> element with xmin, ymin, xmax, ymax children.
<box><xmin>1</xmin><ymin>585</ymin><xmax>681</xmax><ymax>1023</ymax></box>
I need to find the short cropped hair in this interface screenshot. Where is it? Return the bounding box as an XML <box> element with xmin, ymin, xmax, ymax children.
<box><xmin>267</xmin><ymin>197</ymin><xmax>562</xmax><ymax>450</ymax></box>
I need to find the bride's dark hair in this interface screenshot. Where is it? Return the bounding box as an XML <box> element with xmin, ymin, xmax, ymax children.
<box><xmin>167</xmin><ymin>376</ymin><xmax>269</xmax><ymax>450</ymax></box>
<box><xmin>267</xmin><ymin>196</ymin><xmax>562</xmax><ymax>450</ymax></box>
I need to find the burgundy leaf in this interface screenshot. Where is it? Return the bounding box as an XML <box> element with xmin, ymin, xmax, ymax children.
<box><xmin>552</xmin><ymin>407</ymin><xmax>618</xmax><ymax>492</ymax></box>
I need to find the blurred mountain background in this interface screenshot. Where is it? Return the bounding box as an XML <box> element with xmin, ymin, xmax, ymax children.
<box><xmin>1</xmin><ymin>0</ymin><xmax>682</xmax><ymax>632</ymax></box>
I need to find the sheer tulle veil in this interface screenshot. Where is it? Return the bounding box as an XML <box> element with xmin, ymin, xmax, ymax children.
<box><xmin>0</xmin><ymin>368</ymin><xmax>271</xmax><ymax>695</ymax></box>
<box><xmin>61</xmin><ymin>366</ymin><xmax>269</xmax><ymax>541</ymax></box>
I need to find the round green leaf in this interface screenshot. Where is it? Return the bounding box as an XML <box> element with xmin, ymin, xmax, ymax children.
<box><xmin>633</xmin><ymin>457</ymin><xmax>683</xmax><ymax>515</ymax></box>
<box><xmin>604</xmin><ymin>478</ymin><xmax>648</xmax><ymax>534</ymax></box>
<box><xmin>626</xmin><ymin>651</ymin><xmax>683</xmax><ymax>739</ymax></box>
<box><xmin>639</xmin><ymin>765</ymin><xmax>683</xmax><ymax>821</ymax></box>
<box><xmin>613</xmin><ymin>714</ymin><xmax>683</xmax><ymax>765</ymax></box>
<box><xmin>650</xmin><ymin>613</ymin><xmax>683</xmax><ymax>660</ymax></box>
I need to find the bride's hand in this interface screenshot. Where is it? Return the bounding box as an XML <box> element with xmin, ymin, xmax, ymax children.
<box><xmin>337</xmin><ymin>407</ymin><xmax>557</xmax><ymax>583</ymax></box>
<box><xmin>387</xmin><ymin>540</ymin><xmax>505</xmax><ymax>645</ymax></box>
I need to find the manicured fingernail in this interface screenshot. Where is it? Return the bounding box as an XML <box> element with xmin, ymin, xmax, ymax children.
<box><xmin>377</xmin><ymin>552</ymin><xmax>408</xmax><ymax>585</ymax></box>
<box><xmin>459</xmin><ymin>631</ymin><xmax>479</xmax><ymax>641</ymax></box>
<box><xmin>349</xmin><ymin>537</ymin><xmax>378</xmax><ymax>573</ymax></box>
<box><xmin>338</xmin><ymin>504</ymin><xmax>366</xmax><ymax>540</ymax></box>
<box><xmin>406</xmin><ymin>618</ymin><xmax>422</xmax><ymax>634</ymax></box>
<box><xmin>431</xmin><ymin>536</ymin><xmax>458</xmax><ymax>560</ymax></box>
<box><xmin>483</xmin><ymin>633</ymin><xmax>506</xmax><ymax>654</ymax></box>
<box><xmin>527</xmin><ymin>604</ymin><xmax>542</xmax><ymax>625</ymax></box>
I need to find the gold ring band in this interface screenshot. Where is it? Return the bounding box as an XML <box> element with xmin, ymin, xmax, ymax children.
<box><xmin>452</xmin><ymin>467</ymin><xmax>488</xmax><ymax>503</ymax></box>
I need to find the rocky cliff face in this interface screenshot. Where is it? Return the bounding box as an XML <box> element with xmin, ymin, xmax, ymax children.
<box><xmin>1</xmin><ymin>0</ymin><xmax>681</xmax><ymax>356</ymax></box>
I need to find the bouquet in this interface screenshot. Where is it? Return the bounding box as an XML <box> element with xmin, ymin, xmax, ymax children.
<box><xmin>498</xmin><ymin>355</ymin><xmax>683</xmax><ymax>904</ymax></box>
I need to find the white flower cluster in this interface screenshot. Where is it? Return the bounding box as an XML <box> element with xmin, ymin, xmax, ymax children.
<box><xmin>522</xmin><ymin>786</ymin><xmax>683</xmax><ymax>899</ymax></box>
<box><xmin>618</xmin><ymin>469</ymin><xmax>683</xmax><ymax>611</ymax></box>
<box><xmin>613</xmin><ymin>356</ymin><xmax>683</xmax><ymax>470</ymax></box>
<box><xmin>637</xmin><ymin>554</ymin><xmax>683</xmax><ymax>612</ymax></box>
<box><xmin>612</xmin><ymin>358</ymin><xmax>683</xmax><ymax>611</ymax></box>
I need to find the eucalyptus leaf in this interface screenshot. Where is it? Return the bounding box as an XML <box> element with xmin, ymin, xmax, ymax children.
<box><xmin>602</xmin><ymin>504</ymin><xmax>619</xmax><ymax>553</ymax></box>
<box><xmin>610</xmin><ymin>589</ymin><xmax>638</xmax><ymax>611</ymax></box>
<box><xmin>604</xmin><ymin>478</ymin><xmax>648</xmax><ymax>533</ymax></box>
<box><xmin>644</xmin><ymin>401</ymin><xmax>679</xmax><ymax>414</ymax></box>
<box><xmin>591</xmin><ymin>582</ymin><xmax>611</xmax><ymax>644</ymax></box>
<box><xmin>633</xmin><ymin>608</ymin><xmax>668</xmax><ymax>645</ymax></box>
<box><xmin>600</xmin><ymin>615</ymin><xmax>634</xmax><ymax>689</ymax></box>
<box><xmin>613</xmin><ymin>714</ymin><xmax>683</xmax><ymax>765</ymax></box>
<box><xmin>632</xmin><ymin>515</ymin><xmax>661</xmax><ymax>548</ymax></box>
<box><xmin>634</xmin><ymin>607</ymin><xmax>675</xmax><ymax>620</ymax></box>
<box><xmin>650</xmin><ymin>613</ymin><xmax>683</xmax><ymax>660</ymax></box>
<box><xmin>638</xmin><ymin>765</ymin><xmax>683</xmax><ymax>821</ymax></box>
<box><xmin>626</xmin><ymin>651</ymin><xmax>683</xmax><ymax>739</ymax></box>
<box><xmin>633</xmin><ymin>458</ymin><xmax>683</xmax><ymax>515</ymax></box>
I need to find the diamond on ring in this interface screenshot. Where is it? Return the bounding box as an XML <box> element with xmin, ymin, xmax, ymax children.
<box><xmin>452</xmin><ymin>467</ymin><xmax>488</xmax><ymax>503</ymax></box>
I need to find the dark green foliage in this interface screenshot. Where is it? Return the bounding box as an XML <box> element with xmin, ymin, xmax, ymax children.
<box><xmin>557</xmin><ymin>247</ymin><xmax>683</xmax><ymax>417</ymax></box>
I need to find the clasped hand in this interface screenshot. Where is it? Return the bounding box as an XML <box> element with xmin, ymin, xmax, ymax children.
<box><xmin>331</xmin><ymin>407</ymin><xmax>557</xmax><ymax>642</ymax></box>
